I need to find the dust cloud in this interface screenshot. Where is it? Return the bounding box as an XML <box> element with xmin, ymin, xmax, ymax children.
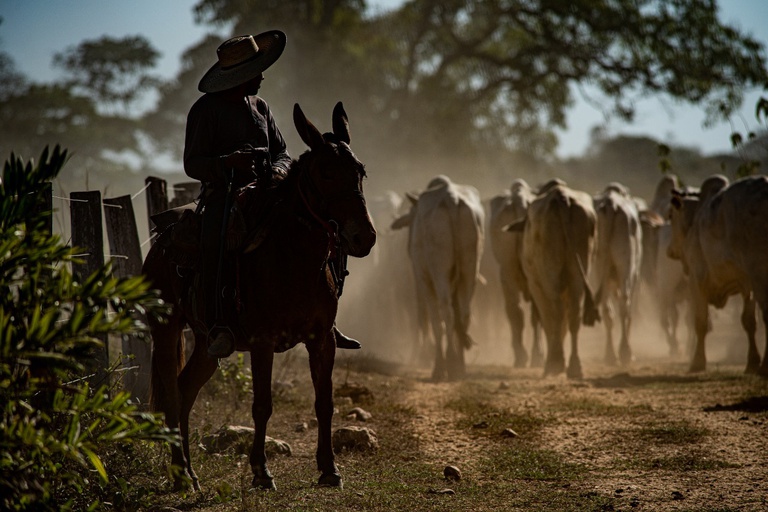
<box><xmin>38</xmin><ymin>76</ymin><xmax>757</xmax><ymax>378</ymax></box>
<box><xmin>333</xmin><ymin>151</ymin><xmax>756</xmax><ymax>376</ymax></box>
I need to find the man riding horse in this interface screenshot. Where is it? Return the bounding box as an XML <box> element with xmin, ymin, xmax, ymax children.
<box><xmin>184</xmin><ymin>31</ymin><xmax>361</xmax><ymax>358</ymax></box>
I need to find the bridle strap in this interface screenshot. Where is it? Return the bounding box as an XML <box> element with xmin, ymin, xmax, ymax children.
<box><xmin>297</xmin><ymin>172</ymin><xmax>340</xmax><ymax>259</ymax></box>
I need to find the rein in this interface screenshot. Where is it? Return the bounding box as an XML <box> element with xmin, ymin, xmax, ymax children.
<box><xmin>297</xmin><ymin>171</ymin><xmax>341</xmax><ymax>260</ymax></box>
<box><xmin>295</xmin><ymin>162</ymin><xmax>359</xmax><ymax>298</ymax></box>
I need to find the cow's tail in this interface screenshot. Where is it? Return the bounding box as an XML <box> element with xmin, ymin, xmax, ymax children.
<box><xmin>451</xmin><ymin>200</ymin><xmax>482</xmax><ymax>350</ymax></box>
<box><xmin>452</xmin><ymin>288</ymin><xmax>475</xmax><ymax>349</ymax></box>
<box><xmin>581</xmin><ymin>262</ymin><xmax>600</xmax><ymax>326</ymax></box>
<box><xmin>557</xmin><ymin>192</ymin><xmax>600</xmax><ymax>326</ymax></box>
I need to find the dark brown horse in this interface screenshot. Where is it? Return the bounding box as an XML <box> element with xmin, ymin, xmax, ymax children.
<box><xmin>144</xmin><ymin>102</ymin><xmax>376</xmax><ymax>491</ymax></box>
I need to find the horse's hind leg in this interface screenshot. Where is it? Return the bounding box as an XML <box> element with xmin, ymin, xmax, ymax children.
<box><xmin>308</xmin><ymin>335</ymin><xmax>342</xmax><ymax>487</ymax></box>
<box><xmin>176</xmin><ymin>331</ymin><xmax>219</xmax><ymax>491</ymax></box>
<box><xmin>149</xmin><ymin>313</ymin><xmax>189</xmax><ymax>489</ymax></box>
<box><xmin>249</xmin><ymin>342</ymin><xmax>276</xmax><ymax>490</ymax></box>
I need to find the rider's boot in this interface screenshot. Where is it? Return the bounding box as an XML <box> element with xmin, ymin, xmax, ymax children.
<box><xmin>334</xmin><ymin>326</ymin><xmax>361</xmax><ymax>350</ymax></box>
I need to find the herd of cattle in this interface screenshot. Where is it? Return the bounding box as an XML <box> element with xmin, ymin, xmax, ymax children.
<box><xmin>366</xmin><ymin>173</ymin><xmax>768</xmax><ymax>381</ymax></box>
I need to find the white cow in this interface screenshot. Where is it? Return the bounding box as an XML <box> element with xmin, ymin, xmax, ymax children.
<box><xmin>639</xmin><ymin>174</ymin><xmax>695</xmax><ymax>357</ymax></box>
<box><xmin>592</xmin><ymin>183</ymin><xmax>643</xmax><ymax>366</ymax></box>
<box><xmin>391</xmin><ymin>175</ymin><xmax>485</xmax><ymax>380</ymax></box>
<box><xmin>508</xmin><ymin>180</ymin><xmax>599</xmax><ymax>378</ymax></box>
<box><xmin>668</xmin><ymin>174</ymin><xmax>768</xmax><ymax>374</ymax></box>
<box><xmin>489</xmin><ymin>179</ymin><xmax>542</xmax><ymax>368</ymax></box>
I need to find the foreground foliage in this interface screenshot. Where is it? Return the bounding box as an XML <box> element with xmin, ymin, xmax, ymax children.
<box><xmin>0</xmin><ymin>146</ymin><xmax>177</xmax><ymax>511</ymax></box>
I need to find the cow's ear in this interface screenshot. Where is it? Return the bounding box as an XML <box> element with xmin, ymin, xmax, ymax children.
<box><xmin>406</xmin><ymin>192</ymin><xmax>418</xmax><ymax>205</ymax></box>
<box><xmin>639</xmin><ymin>209</ymin><xmax>665</xmax><ymax>228</ymax></box>
<box><xmin>504</xmin><ymin>217</ymin><xmax>527</xmax><ymax>232</ymax></box>
<box><xmin>671</xmin><ymin>188</ymin><xmax>686</xmax><ymax>199</ymax></box>
<box><xmin>391</xmin><ymin>213</ymin><xmax>412</xmax><ymax>230</ymax></box>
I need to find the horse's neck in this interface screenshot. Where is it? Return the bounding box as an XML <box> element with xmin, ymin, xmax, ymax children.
<box><xmin>268</xmin><ymin>174</ymin><xmax>332</xmax><ymax>261</ymax></box>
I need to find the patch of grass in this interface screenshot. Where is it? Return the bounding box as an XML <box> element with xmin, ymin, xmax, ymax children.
<box><xmin>548</xmin><ymin>396</ymin><xmax>653</xmax><ymax>417</ymax></box>
<box><xmin>446</xmin><ymin>385</ymin><xmax>549</xmax><ymax>437</ymax></box>
<box><xmin>644</xmin><ymin>452</ymin><xmax>739</xmax><ymax>471</ymax></box>
<box><xmin>482</xmin><ymin>443</ymin><xmax>587</xmax><ymax>481</ymax></box>
<box><xmin>607</xmin><ymin>419</ymin><xmax>734</xmax><ymax>472</ymax></box>
<box><xmin>612</xmin><ymin>449</ymin><xmax>739</xmax><ymax>472</ymax></box>
<box><xmin>636</xmin><ymin>421</ymin><xmax>709</xmax><ymax>444</ymax></box>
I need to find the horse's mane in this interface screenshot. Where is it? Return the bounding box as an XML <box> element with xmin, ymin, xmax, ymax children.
<box><xmin>275</xmin><ymin>150</ymin><xmax>310</xmax><ymax>195</ymax></box>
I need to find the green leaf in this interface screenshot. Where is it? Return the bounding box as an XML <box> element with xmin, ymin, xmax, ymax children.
<box><xmin>81</xmin><ymin>446</ymin><xmax>108</xmax><ymax>483</ymax></box>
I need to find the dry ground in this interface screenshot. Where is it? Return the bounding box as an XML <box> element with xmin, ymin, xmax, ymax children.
<box><xmin>137</xmin><ymin>338</ymin><xmax>768</xmax><ymax>512</ymax></box>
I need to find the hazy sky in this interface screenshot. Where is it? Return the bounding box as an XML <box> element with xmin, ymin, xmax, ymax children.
<box><xmin>1</xmin><ymin>0</ymin><xmax>766</xmax><ymax>158</ymax></box>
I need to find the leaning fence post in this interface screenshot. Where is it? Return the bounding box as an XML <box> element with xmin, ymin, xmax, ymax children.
<box><xmin>33</xmin><ymin>181</ymin><xmax>53</xmax><ymax>235</ymax></box>
<box><xmin>70</xmin><ymin>190</ymin><xmax>109</xmax><ymax>387</ymax></box>
<box><xmin>170</xmin><ymin>181</ymin><xmax>201</xmax><ymax>208</ymax></box>
<box><xmin>145</xmin><ymin>176</ymin><xmax>169</xmax><ymax>243</ymax></box>
<box><xmin>103</xmin><ymin>195</ymin><xmax>151</xmax><ymax>404</ymax></box>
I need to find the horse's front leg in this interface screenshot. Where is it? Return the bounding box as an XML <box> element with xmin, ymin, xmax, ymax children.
<box><xmin>309</xmin><ymin>332</ymin><xmax>342</xmax><ymax>487</ymax></box>
<box><xmin>249</xmin><ymin>342</ymin><xmax>276</xmax><ymax>490</ymax></box>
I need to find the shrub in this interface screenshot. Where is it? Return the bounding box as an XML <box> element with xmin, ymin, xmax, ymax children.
<box><xmin>0</xmin><ymin>146</ymin><xmax>177</xmax><ymax>511</ymax></box>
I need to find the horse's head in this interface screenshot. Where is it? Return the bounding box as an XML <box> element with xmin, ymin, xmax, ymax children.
<box><xmin>293</xmin><ymin>102</ymin><xmax>376</xmax><ymax>258</ymax></box>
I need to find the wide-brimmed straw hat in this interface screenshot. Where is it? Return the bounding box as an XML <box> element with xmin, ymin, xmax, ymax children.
<box><xmin>198</xmin><ymin>31</ymin><xmax>286</xmax><ymax>93</ymax></box>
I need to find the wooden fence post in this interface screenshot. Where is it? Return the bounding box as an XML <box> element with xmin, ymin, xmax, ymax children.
<box><xmin>33</xmin><ymin>182</ymin><xmax>53</xmax><ymax>235</ymax></box>
<box><xmin>103</xmin><ymin>195</ymin><xmax>151</xmax><ymax>404</ymax></box>
<box><xmin>70</xmin><ymin>190</ymin><xmax>109</xmax><ymax>387</ymax></box>
<box><xmin>145</xmin><ymin>176</ymin><xmax>169</xmax><ymax>242</ymax></box>
<box><xmin>168</xmin><ymin>181</ymin><xmax>201</xmax><ymax>360</ymax></box>
<box><xmin>170</xmin><ymin>181</ymin><xmax>201</xmax><ymax>208</ymax></box>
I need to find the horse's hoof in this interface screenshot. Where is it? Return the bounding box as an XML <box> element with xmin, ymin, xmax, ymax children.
<box><xmin>172</xmin><ymin>473</ymin><xmax>198</xmax><ymax>492</ymax></box>
<box><xmin>251</xmin><ymin>475</ymin><xmax>276</xmax><ymax>491</ymax></box>
<box><xmin>252</xmin><ymin>466</ymin><xmax>276</xmax><ymax>490</ymax></box>
<box><xmin>318</xmin><ymin>472</ymin><xmax>343</xmax><ymax>488</ymax></box>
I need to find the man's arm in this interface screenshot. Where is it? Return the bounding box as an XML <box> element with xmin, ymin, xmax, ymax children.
<box><xmin>185</xmin><ymin>98</ymin><xmax>265</xmax><ymax>184</ymax></box>
<box><xmin>262</xmin><ymin>100</ymin><xmax>291</xmax><ymax>176</ymax></box>
<box><xmin>183</xmin><ymin>101</ymin><xmax>222</xmax><ymax>183</ymax></box>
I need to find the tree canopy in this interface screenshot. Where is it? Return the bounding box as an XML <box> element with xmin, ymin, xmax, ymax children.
<box><xmin>1</xmin><ymin>0</ymin><xmax>766</xmax><ymax>189</ymax></box>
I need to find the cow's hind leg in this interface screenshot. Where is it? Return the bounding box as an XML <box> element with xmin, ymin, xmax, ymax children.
<box><xmin>660</xmin><ymin>300</ymin><xmax>680</xmax><ymax>357</ymax></box>
<box><xmin>504</xmin><ymin>284</ymin><xmax>527</xmax><ymax>368</ymax></box>
<box><xmin>602</xmin><ymin>299</ymin><xmax>617</xmax><ymax>365</ymax></box>
<box><xmin>688</xmin><ymin>296</ymin><xmax>709</xmax><ymax>373</ymax></box>
<box><xmin>618</xmin><ymin>289</ymin><xmax>633</xmax><ymax>366</ymax></box>
<box><xmin>567</xmin><ymin>290</ymin><xmax>583</xmax><ymax>379</ymax></box>
<box><xmin>741</xmin><ymin>294</ymin><xmax>760</xmax><ymax>374</ymax></box>
<box><xmin>529</xmin><ymin>304</ymin><xmax>544</xmax><ymax>367</ymax></box>
<box><xmin>760</xmin><ymin>301</ymin><xmax>768</xmax><ymax>376</ymax></box>
<box><xmin>249</xmin><ymin>342</ymin><xmax>276</xmax><ymax>490</ymax></box>
<box><xmin>426</xmin><ymin>295</ymin><xmax>447</xmax><ymax>381</ymax></box>
<box><xmin>308</xmin><ymin>335</ymin><xmax>342</xmax><ymax>488</ymax></box>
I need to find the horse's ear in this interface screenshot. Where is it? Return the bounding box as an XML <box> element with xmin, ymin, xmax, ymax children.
<box><xmin>332</xmin><ymin>101</ymin><xmax>350</xmax><ymax>145</ymax></box>
<box><xmin>294</xmin><ymin>103</ymin><xmax>325</xmax><ymax>150</ymax></box>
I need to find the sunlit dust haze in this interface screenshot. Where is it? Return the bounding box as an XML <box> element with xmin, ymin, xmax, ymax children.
<box><xmin>0</xmin><ymin>0</ymin><xmax>764</xmax><ymax>376</ymax></box>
